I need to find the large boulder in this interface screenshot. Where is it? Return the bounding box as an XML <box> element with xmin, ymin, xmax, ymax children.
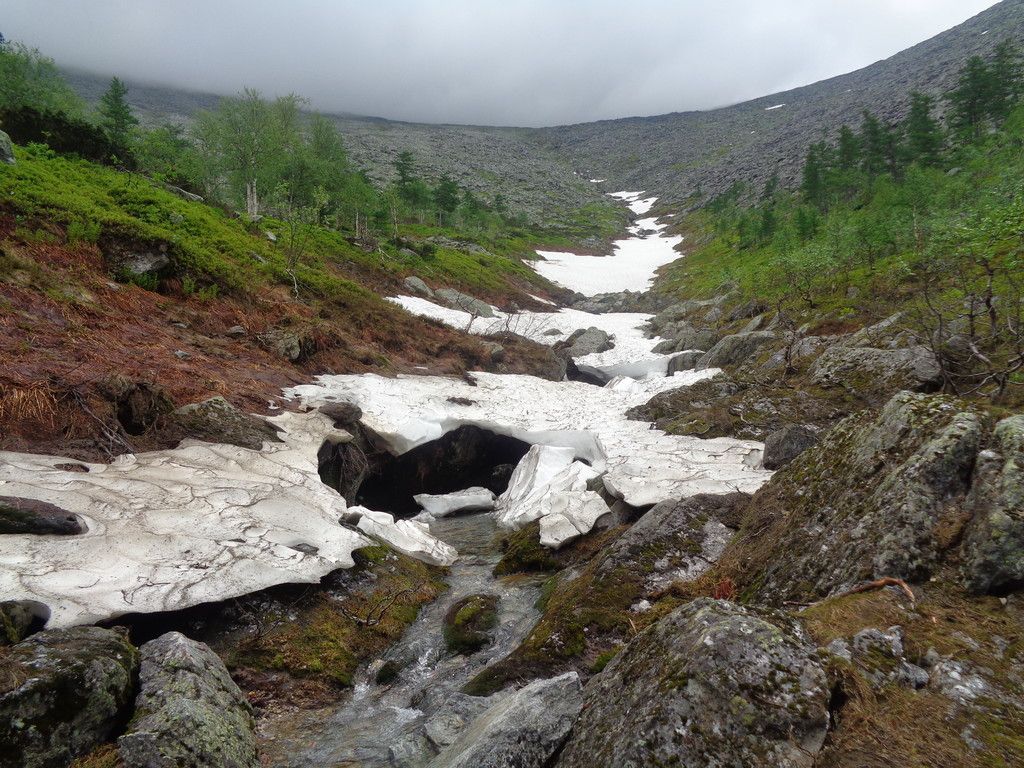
<box><xmin>404</xmin><ymin>275</ymin><xmax>434</xmax><ymax>297</ymax></box>
<box><xmin>118</xmin><ymin>632</ymin><xmax>258</xmax><ymax>768</ymax></box>
<box><xmin>443</xmin><ymin>594</ymin><xmax>499</xmax><ymax>655</ymax></box>
<box><xmin>811</xmin><ymin>344</ymin><xmax>942</xmax><ymax>395</ymax></box>
<box><xmin>166</xmin><ymin>396</ymin><xmax>282</xmax><ymax>450</ymax></box>
<box><xmin>762</xmin><ymin>425</ymin><xmax>819</xmax><ymax>470</ymax></box>
<box><xmin>651</xmin><ymin>320</ymin><xmax>718</xmax><ymax>353</ymax></box>
<box><xmin>962</xmin><ymin>415</ymin><xmax>1024</xmax><ymax>595</ymax></box>
<box><xmin>435</xmin><ymin>288</ymin><xmax>495</xmax><ymax>318</ymax></box>
<box><xmin>556</xmin><ymin>599</ymin><xmax>830</xmax><ymax>768</ymax></box>
<box><xmin>0</xmin><ymin>627</ymin><xmax>138</xmax><ymax>768</ymax></box>
<box><xmin>429</xmin><ymin>673</ymin><xmax>583</xmax><ymax>768</ymax></box>
<box><xmin>0</xmin><ymin>130</ymin><xmax>15</xmax><ymax>165</ymax></box>
<box><xmin>697</xmin><ymin>331</ymin><xmax>777</xmax><ymax>369</ymax></box>
<box><xmin>720</xmin><ymin>391</ymin><xmax>984</xmax><ymax>604</ymax></box>
<box><xmin>0</xmin><ymin>497</ymin><xmax>86</xmax><ymax>536</ymax></box>
<box><xmin>554</xmin><ymin>327</ymin><xmax>613</xmax><ymax>358</ymax></box>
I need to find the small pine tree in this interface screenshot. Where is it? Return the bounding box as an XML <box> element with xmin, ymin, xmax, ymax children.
<box><xmin>98</xmin><ymin>76</ymin><xmax>138</xmax><ymax>152</ymax></box>
<box><xmin>947</xmin><ymin>56</ymin><xmax>995</xmax><ymax>141</ymax></box>
<box><xmin>837</xmin><ymin>125</ymin><xmax>860</xmax><ymax>171</ymax></box>
<box><xmin>801</xmin><ymin>142</ymin><xmax>828</xmax><ymax>210</ymax></box>
<box><xmin>433</xmin><ymin>174</ymin><xmax>461</xmax><ymax>221</ymax></box>
<box><xmin>394</xmin><ymin>150</ymin><xmax>416</xmax><ymax>187</ymax></box>
<box><xmin>989</xmin><ymin>40</ymin><xmax>1023</xmax><ymax>121</ymax></box>
<box><xmin>905</xmin><ymin>92</ymin><xmax>943</xmax><ymax>166</ymax></box>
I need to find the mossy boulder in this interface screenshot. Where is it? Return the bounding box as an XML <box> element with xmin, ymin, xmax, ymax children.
<box><xmin>0</xmin><ymin>627</ymin><xmax>138</xmax><ymax>768</ymax></box>
<box><xmin>696</xmin><ymin>330</ymin><xmax>777</xmax><ymax>369</ymax></box>
<box><xmin>118</xmin><ymin>632</ymin><xmax>257</xmax><ymax>768</ymax></box>
<box><xmin>165</xmin><ymin>396</ymin><xmax>282</xmax><ymax>450</ymax></box>
<box><xmin>555</xmin><ymin>599</ymin><xmax>829</xmax><ymax>768</ymax></box>
<box><xmin>444</xmin><ymin>595</ymin><xmax>499</xmax><ymax>655</ymax></box>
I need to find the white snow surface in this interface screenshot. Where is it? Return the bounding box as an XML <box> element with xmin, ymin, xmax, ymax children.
<box><xmin>414</xmin><ymin>488</ymin><xmax>496</xmax><ymax>517</ymax></box>
<box><xmin>532</xmin><ymin>192</ymin><xmax>682</xmax><ymax>295</ymax></box>
<box><xmin>286</xmin><ymin>371</ymin><xmax>770</xmax><ymax>520</ymax></box>
<box><xmin>0</xmin><ymin>410</ymin><xmax>457</xmax><ymax>628</ymax></box>
<box><xmin>387</xmin><ymin>295</ymin><xmax>675</xmax><ymax>378</ymax></box>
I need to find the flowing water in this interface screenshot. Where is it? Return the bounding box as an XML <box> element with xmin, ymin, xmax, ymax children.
<box><xmin>259</xmin><ymin>512</ymin><xmax>545</xmax><ymax>767</ymax></box>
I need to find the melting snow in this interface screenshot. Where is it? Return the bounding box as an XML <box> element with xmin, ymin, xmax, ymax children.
<box><xmin>765</xmin><ymin>103</ymin><xmax>786</xmax><ymax>111</ymax></box>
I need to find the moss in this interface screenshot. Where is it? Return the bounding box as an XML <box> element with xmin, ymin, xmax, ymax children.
<box><xmin>590</xmin><ymin>647</ymin><xmax>620</xmax><ymax>674</ymax></box>
<box><xmin>375</xmin><ymin>660</ymin><xmax>402</xmax><ymax>686</ymax></box>
<box><xmin>69</xmin><ymin>744</ymin><xmax>122</xmax><ymax>768</ymax></box>
<box><xmin>443</xmin><ymin>594</ymin><xmax>499</xmax><ymax>655</ymax></box>
<box><xmin>493</xmin><ymin>522</ymin><xmax>560</xmax><ymax>576</ymax></box>
<box><xmin>224</xmin><ymin>545</ymin><xmax>445</xmax><ymax>690</ymax></box>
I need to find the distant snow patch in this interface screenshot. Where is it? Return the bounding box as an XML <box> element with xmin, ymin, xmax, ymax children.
<box><xmin>765</xmin><ymin>104</ymin><xmax>786</xmax><ymax>111</ymax></box>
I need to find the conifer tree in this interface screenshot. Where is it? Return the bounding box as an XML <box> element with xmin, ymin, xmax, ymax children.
<box><xmin>837</xmin><ymin>125</ymin><xmax>860</xmax><ymax>171</ymax></box>
<box><xmin>989</xmin><ymin>40</ymin><xmax>1023</xmax><ymax>121</ymax></box>
<box><xmin>947</xmin><ymin>56</ymin><xmax>995</xmax><ymax>140</ymax></box>
<box><xmin>98</xmin><ymin>76</ymin><xmax>138</xmax><ymax>152</ymax></box>
<box><xmin>905</xmin><ymin>92</ymin><xmax>943</xmax><ymax>166</ymax></box>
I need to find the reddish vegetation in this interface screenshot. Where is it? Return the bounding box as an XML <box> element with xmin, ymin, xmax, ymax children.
<box><xmin>0</xmin><ymin>222</ymin><xmax>559</xmax><ymax>461</ymax></box>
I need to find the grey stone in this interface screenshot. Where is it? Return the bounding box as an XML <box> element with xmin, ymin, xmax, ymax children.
<box><xmin>260</xmin><ymin>328</ymin><xmax>304</xmax><ymax>361</ymax></box>
<box><xmin>429</xmin><ymin>673</ymin><xmax>582</xmax><ymax>768</ymax></box>
<box><xmin>0</xmin><ymin>130</ymin><xmax>15</xmax><ymax>165</ymax></box>
<box><xmin>123</xmin><ymin>252</ymin><xmax>171</xmax><ymax>277</ymax></box>
<box><xmin>169</xmin><ymin>396</ymin><xmax>282</xmax><ymax>450</ymax></box>
<box><xmin>0</xmin><ymin>601</ymin><xmax>43</xmax><ymax>645</ymax></box>
<box><xmin>435</xmin><ymin>288</ymin><xmax>494</xmax><ymax>318</ymax></box>
<box><xmin>318</xmin><ymin>400</ymin><xmax>363</xmax><ymax>426</ymax></box>
<box><xmin>225</xmin><ymin>325</ymin><xmax>247</xmax><ymax>338</ymax></box>
<box><xmin>811</xmin><ymin>344</ymin><xmax>942</xmax><ymax>394</ymax></box>
<box><xmin>118</xmin><ymin>632</ymin><xmax>257</xmax><ymax>768</ymax></box>
<box><xmin>667</xmin><ymin>350</ymin><xmax>703</xmax><ymax>373</ymax></box>
<box><xmin>555</xmin><ymin>327</ymin><xmax>614</xmax><ymax>359</ymax></box>
<box><xmin>0</xmin><ymin>497</ymin><xmax>87</xmax><ymax>536</ymax></box>
<box><xmin>556</xmin><ymin>599</ymin><xmax>829</xmax><ymax>768</ymax></box>
<box><xmin>0</xmin><ymin>627</ymin><xmax>138</xmax><ymax>768</ymax></box>
<box><xmin>404</xmin><ymin>275</ymin><xmax>434</xmax><ymax>297</ymax></box>
<box><xmin>480</xmin><ymin>341</ymin><xmax>506</xmax><ymax>362</ymax></box>
<box><xmin>763</xmin><ymin>425</ymin><xmax>818</xmax><ymax>470</ymax></box>
<box><xmin>696</xmin><ymin>331</ymin><xmax>777</xmax><ymax>369</ymax></box>
<box><xmin>962</xmin><ymin>415</ymin><xmax>1024</xmax><ymax>594</ymax></box>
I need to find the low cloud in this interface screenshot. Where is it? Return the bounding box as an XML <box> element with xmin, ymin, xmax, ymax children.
<box><xmin>3</xmin><ymin>0</ymin><xmax>999</xmax><ymax>126</ymax></box>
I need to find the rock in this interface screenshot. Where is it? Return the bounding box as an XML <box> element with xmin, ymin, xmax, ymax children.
<box><xmin>174</xmin><ymin>350</ymin><xmax>191</xmax><ymax>360</ymax></box>
<box><xmin>354</xmin><ymin>507</ymin><xmax>459</xmax><ymax>566</ymax></box>
<box><xmin>962</xmin><ymin>415</ymin><xmax>1024</xmax><ymax>594</ymax></box>
<box><xmin>260</xmin><ymin>328</ymin><xmax>305</xmax><ymax>361</ymax></box>
<box><xmin>542</xmin><ymin>328</ymin><xmax>563</xmax><ymax>336</ymax></box>
<box><xmin>556</xmin><ymin>600</ymin><xmax>829</xmax><ymax>768</ymax></box>
<box><xmin>762</xmin><ymin>425</ymin><xmax>819</xmax><ymax>470</ymax></box>
<box><xmin>0</xmin><ymin>130</ymin><xmax>15</xmax><ymax>165</ymax></box>
<box><xmin>721</xmin><ymin>391</ymin><xmax>984</xmax><ymax>604</ymax></box>
<box><xmin>168</xmin><ymin>396</ymin><xmax>282</xmax><ymax>450</ymax></box>
<box><xmin>317</xmin><ymin>400</ymin><xmax>363</xmax><ymax>426</ymax></box>
<box><xmin>264</xmin><ymin>230</ymin><xmax>277</xmax><ymax>242</ymax></box>
<box><xmin>415</xmin><ymin>488</ymin><xmax>496</xmax><ymax>517</ymax></box>
<box><xmin>404</xmin><ymin>275</ymin><xmax>434</xmax><ymax>297</ymax></box>
<box><xmin>727</xmin><ymin>299</ymin><xmax>768</xmax><ymax>322</ymax></box>
<box><xmin>118</xmin><ymin>632</ymin><xmax>257</xmax><ymax>768</ymax></box>
<box><xmin>435</xmin><ymin>288</ymin><xmax>495</xmax><ymax>318</ymax></box>
<box><xmin>123</xmin><ymin>252</ymin><xmax>171</xmax><ymax>278</ymax></box>
<box><xmin>1</xmin><ymin>601</ymin><xmax>44</xmax><ymax>645</ymax></box>
<box><xmin>650</xmin><ymin>320</ymin><xmax>718</xmax><ymax>353</ymax></box>
<box><xmin>667</xmin><ymin>350</ymin><xmax>703</xmax><ymax>373</ymax></box>
<box><xmin>443</xmin><ymin>594</ymin><xmax>499</xmax><ymax>654</ymax></box>
<box><xmin>225</xmin><ymin>325</ymin><xmax>247</xmax><ymax>338</ymax></box>
<box><xmin>429</xmin><ymin>673</ymin><xmax>583</xmax><ymax>768</ymax></box>
<box><xmin>811</xmin><ymin>344</ymin><xmax>942</xmax><ymax>395</ymax></box>
<box><xmin>696</xmin><ymin>331</ymin><xmax>777</xmax><ymax>369</ymax></box>
<box><xmin>0</xmin><ymin>627</ymin><xmax>138</xmax><ymax>768</ymax></box>
<box><xmin>554</xmin><ymin>327</ymin><xmax>613</xmax><ymax>358</ymax></box>
<box><xmin>0</xmin><ymin>496</ymin><xmax>86</xmax><ymax>535</ymax></box>
<box><xmin>480</xmin><ymin>341</ymin><xmax>506</xmax><ymax>362</ymax></box>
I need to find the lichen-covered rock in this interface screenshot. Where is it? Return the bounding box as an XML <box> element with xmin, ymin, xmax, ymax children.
<box><xmin>118</xmin><ymin>631</ymin><xmax>257</xmax><ymax>768</ymax></box>
<box><xmin>811</xmin><ymin>344</ymin><xmax>942</xmax><ymax>396</ymax></box>
<box><xmin>404</xmin><ymin>275</ymin><xmax>434</xmax><ymax>297</ymax></box>
<box><xmin>554</xmin><ymin>327</ymin><xmax>613</xmax><ymax>358</ymax></box>
<box><xmin>556</xmin><ymin>599</ymin><xmax>829</xmax><ymax>768</ymax></box>
<box><xmin>0</xmin><ymin>601</ymin><xmax>44</xmax><ymax>646</ymax></box>
<box><xmin>0</xmin><ymin>496</ymin><xmax>86</xmax><ymax>535</ymax></box>
<box><xmin>651</xmin><ymin>320</ymin><xmax>718</xmax><ymax>354</ymax></box>
<box><xmin>435</xmin><ymin>288</ymin><xmax>494</xmax><ymax>318</ymax></box>
<box><xmin>697</xmin><ymin>331</ymin><xmax>776</xmax><ymax>369</ymax></box>
<box><xmin>720</xmin><ymin>391</ymin><xmax>984</xmax><ymax>604</ymax></box>
<box><xmin>763</xmin><ymin>425</ymin><xmax>818</xmax><ymax>470</ymax></box>
<box><xmin>429</xmin><ymin>673</ymin><xmax>583</xmax><ymax>768</ymax></box>
<box><xmin>0</xmin><ymin>627</ymin><xmax>138</xmax><ymax>768</ymax></box>
<box><xmin>962</xmin><ymin>415</ymin><xmax>1024</xmax><ymax>595</ymax></box>
<box><xmin>167</xmin><ymin>396</ymin><xmax>282</xmax><ymax>450</ymax></box>
<box><xmin>0</xmin><ymin>130</ymin><xmax>15</xmax><ymax>165</ymax></box>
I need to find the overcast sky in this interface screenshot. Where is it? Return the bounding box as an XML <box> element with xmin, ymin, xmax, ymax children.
<box><xmin>3</xmin><ymin>1</ymin><xmax>1001</xmax><ymax>127</ymax></box>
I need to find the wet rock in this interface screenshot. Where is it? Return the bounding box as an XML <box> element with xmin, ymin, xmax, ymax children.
<box><xmin>167</xmin><ymin>396</ymin><xmax>282</xmax><ymax>450</ymax></box>
<box><xmin>697</xmin><ymin>331</ymin><xmax>777</xmax><ymax>369</ymax></box>
<box><xmin>554</xmin><ymin>327</ymin><xmax>613</xmax><ymax>358</ymax></box>
<box><xmin>962</xmin><ymin>415</ymin><xmax>1024</xmax><ymax>595</ymax></box>
<box><xmin>0</xmin><ymin>627</ymin><xmax>138</xmax><ymax>768</ymax></box>
<box><xmin>435</xmin><ymin>288</ymin><xmax>495</xmax><ymax>318</ymax></box>
<box><xmin>1</xmin><ymin>601</ymin><xmax>44</xmax><ymax>645</ymax></box>
<box><xmin>317</xmin><ymin>400</ymin><xmax>363</xmax><ymax>426</ymax></box>
<box><xmin>429</xmin><ymin>672</ymin><xmax>583</xmax><ymax>768</ymax></box>
<box><xmin>0</xmin><ymin>130</ymin><xmax>15</xmax><ymax>165</ymax></box>
<box><xmin>0</xmin><ymin>496</ymin><xmax>86</xmax><ymax>536</ymax></box>
<box><xmin>762</xmin><ymin>425</ymin><xmax>818</xmax><ymax>470</ymax></box>
<box><xmin>556</xmin><ymin>599</ymin><xmax>829</xmax><ymax>768</ymax></box>
<box><xmin>721</xmin><ymin>391</ymin><xmax>984</xmax><ymax>604</ymax></box>
<box><xmin>444</xmin><ymin>594</ymin><xmax>499</xmax><ymax>655</ymax></box>
<box><xmin>415</xmin><ymin>487</ymin><xmax>496</xmax><ymax>517</ymax></box>
<box><xmin>118</xmin><ymin>632</ymin><xmax>257</xmax><ymax>768</ymax></box>
<box><xmin>811</xmin><ymin>344</ymin><xmax>942</xmax><ymax>396</ymax></box>
<box><xmin>404</xmin><ymin>275</ymin><xmax>434</xmax><ymax>297</ymax></box>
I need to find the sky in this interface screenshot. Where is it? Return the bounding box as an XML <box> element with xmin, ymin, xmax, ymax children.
<box><xmin>3</xmin><ymin>0</ymin><xmax>1001</xmax><ymax>127</ymax></box>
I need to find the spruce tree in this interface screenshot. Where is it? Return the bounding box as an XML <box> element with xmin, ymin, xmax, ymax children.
<box><xmin>859</xmin><ymin>111</ymin><xmax>888</xmax><ymax>177</ymax></box>
<box><xmin>98</xmin><ymin>76</ymin><xmax>138</xmax><ymax>152</ymax></box>
<box><xmin>801</xmin><ymin>142</ymin><xmax>828</xmax><ymax>210</ymax></box>
<box><xmin>837</xmin><ymin>125</ymin><xmax>860</xmax><ymax>171</ymax></box>
<box><xmin>989</xmin><ymin>40</ymin><xmax>1023</xmax><ymax>121</ymax></box>
<box><xmin>947</xmin><ymin>56</ymin><xmax>995</xmax><ymax>141</ymax></box>
<box><xmin>906</xmin><ymin>92</ymin><xmax>943</xmax><ymax>166</ymax></box>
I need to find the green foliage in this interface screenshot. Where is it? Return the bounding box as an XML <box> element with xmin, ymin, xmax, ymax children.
<box><xmin>66</xmin><ymin>219</ymin><xmax>101</xmax><ymax>245</ymax></box>
<box><xmin>97</xmin><ymin>76</ymin><xmax>138</xmax><ymax>153</ymax></box>
<box><xmin>0</xmin><ymin>40</ymin><xmax>84</xmax><ymax>116</ymax></box>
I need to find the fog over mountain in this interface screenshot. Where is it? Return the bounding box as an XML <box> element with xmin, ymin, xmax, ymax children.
<box><xmin>2</xmin><ymin>0</ymin><xmax>998</xmax><ymax>126</ymax></box>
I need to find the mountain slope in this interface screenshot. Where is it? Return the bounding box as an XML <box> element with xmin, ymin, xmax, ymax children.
<box><xmin>538</xmin><ymin>0</ymin><xmax>1024</xmax><ymax>205</ymax></box>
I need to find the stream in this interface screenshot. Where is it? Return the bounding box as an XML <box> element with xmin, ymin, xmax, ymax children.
<box><xmin>259</xmin><ymin>512</ymin><xmax>545</xmax><ymax>767</ymax></box>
